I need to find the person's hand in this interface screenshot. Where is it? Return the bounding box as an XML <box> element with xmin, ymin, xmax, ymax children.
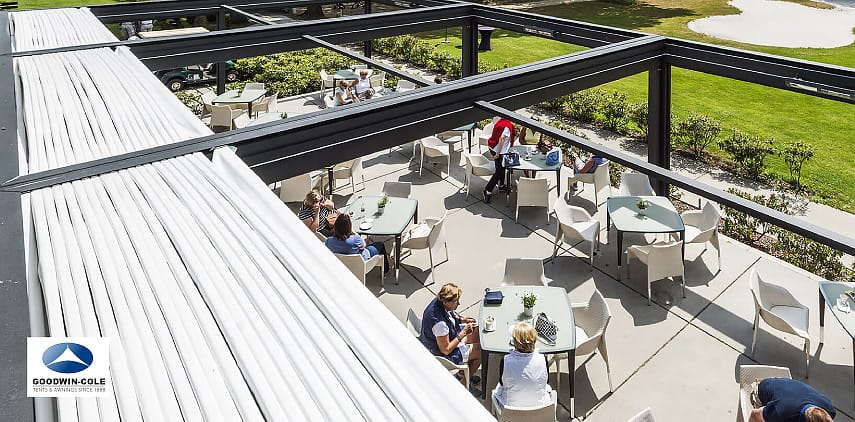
<box><xmin>461</xmin><ymin>316</ymin><xmax>476</xmax><ymax>324</ymax></box>
<box><xmin>313</xmin><ymin>202</ymin><xmax>321</xmax><ymax>212</ymax></box>
<box><xmin>323</xmin><ymin>199</ymin><xmax>335</xmax><ymax>210</ymax></box>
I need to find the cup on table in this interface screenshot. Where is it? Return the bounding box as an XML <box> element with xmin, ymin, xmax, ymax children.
<box><xmin>839</xmin><ymin>294</ymin><xmax>851</xmax><ymax>312</ymax></box>
<box><xmin>485</xmin><ymin>316</ymin><xmax>495</xmax><ymax>331</ymax></box>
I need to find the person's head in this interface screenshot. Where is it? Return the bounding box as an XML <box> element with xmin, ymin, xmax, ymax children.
<box><xmin>434</xmin><ymin>75</ymin><xmax>443</xmax><ymax>84</ymax></box>
<box><xmin>304</xmin><ymin>189</ymin><xmax>322</xmax><ymax>207</ymax></box>
<box><xmin>360</xmin><ymin>70</ymin><xmax>369</xmax><ymax>79</ymax></box>
<box><xmin>332</xmin><ymin>212</ymin><xmax>353</xmax><ymax>240</ymax></box>
<box><xmin>804</xmin><ymin>407</ymin><xmax>833</xmax><ymax>422</ymax></box>
<box><xmin>437</xmin><ymin>283</ymin><xmax>462</xmax><ymax>311</ymax></box>
<box><xmin>339</xmin><ymin>80</ymin><xmax>349</xmax><ymax>89</ymax></box>
<box><xmin>512</xmin><ymin>322</ymin><xmax>537</xmax><ymax>353</ymax></box>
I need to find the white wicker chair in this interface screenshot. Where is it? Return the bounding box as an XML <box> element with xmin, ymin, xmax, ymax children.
<box><xmin>232</xmin><ymin>112</ymin><xmax>251</xmax><ymax>129</ymax></box>
<box><xmin>678</xmin><ymin>201</ymin><xmax>722</xmax><ymax>270</ymax></box>
<box><xmin>406</xmin><ymin>309</ymin><xmax>470</xmax><ymax>385</ymax></box>
<box><xmin>329</xmin><ymin>157</ymin><xmax>365</xmax><ymax>194</ymax></box>
<box><xmin>627</xmin><ymin>408</ymin><xmax>656</xmax><ymax>422</ymax></box>
<box><xmin>463</xmin><ymin>153</ymin><xmax>495</xmax><ymax>195</ymax></box>
<box><xmin>476</xmin><ymin>120</ymin><xmax>497</xmax><ymax>153</ymax></box>
<box><xmin>549</xmin><ymin>290</ymin><xmax>612</xmax><ymax>402</ymax></box>
<box><xmin>396</xmin><ymin>80</ymin><xmax>416</xmax><ymax>91</ymax></box>
<box><xmin>279</xmin><ymin>172</ymin><xmax>323</xmax><ymax>203</ymax></box>
<box><xmin>749</xmin><ymin>269</ymin><xmax>810</xmax><ymax>377</ymax></box>
<box><xmin>500</xmin><ymin>258</ymin><xmax>551</xmax><ymax>287</ymax></box>
<box><xmin>491</xmin><ymin>390</ymin><xmax>557</xmax><ymax>422</ymax></box>
<box><xmin>333</xmin><ymin>252</ymin><xmax>384</xmax><ymax>285</ymax></box>
<box><xmin>619</xmin><ymin>173</ymin><xmax>655</xmax><ymax>196</ymax></box>
<box><xmin>515</xmin><ymin>177</ymin><xmax>550</xmax><ymax>223</ymax></box>
<box><xmin>319</xmin><ymin>70</ymin><xmax>335</xmax><ymax>97</ymax></box>
<box><xmin>382</xmin><ymin>181</ymin><xmax>412</xmax><ymax>198</ymax></box>
<box><xmin>551</xmin><ymin>200</ymin><xmax>600</xmax><ymax>268</ymax></box>
<box><xmin>244</xmin><ymin>82</ymin><xmax>265</xmax><ymax>90</ymax></box>
<box><xmin>210</xmin><ymin>104</ymin><xmax>244</xmax><ymax>130</ymax></box>
<box><xmin>261</xmin><ymin>93</ymin><xmax>278</xmax><ymax>113</ymax></box>
<box><xmin>201</xmin><ymin>91</ymin><xmax>216</xmax><ymax>117</ymax></box>
<box><xmin>418</xmin><ymin>136</ymin><xmax>451</xmax><ymax>178</ymax></box>
<box><xmin>626</xmin><ymin>241</ymin><xmax>685</xmax><ymax>305</ymax></box>
<box><xmin>737</xmin><ymin>365</ymin><xmax>791</xmax><ymax>422</ymax></box>
<box><xmin>402</xmin><ymin>210</ymin><xmax>449</xmax><ymax>285</ymax></box>
<box><xmin>567</xmin><ymin>159</ymin><xmax>611</xmax><ymax>206</ymax></box>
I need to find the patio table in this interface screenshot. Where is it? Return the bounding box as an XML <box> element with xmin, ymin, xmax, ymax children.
<box><xmin>447</xmin><ymin>123</ymin><xmax>476</xmax><ymax>153</ymax></box>
<box><xmin>606</xmin><ymin>195</ymin><xmax>685</xmax><ymax>268</ymax></box>
<box><xmin>504</xmin><ymin>145</ymin><xmax>563</xmax><ymax>196</ymax></box>
<box><xmin>343</xmin><ymin>196</ymin><xmax>418</xmax><ymax>281</ymax></box>
<box><xmin>819</xmin><ymin>281</ymin><xmax>855</xmax><ymax>402</ymax></box>
<box><xmin>478</xmin><ymin>286</ymin><xmax>576</xmax><ymax>403</ymax></box>
<box><xmin>334</xmin><ymin>69</ymin><xmax>359</xmax><ymax>80</ymax></box>
<box><xmin>212</xmin><ymin>89</ymin><xmax>267</xmax><ymax>116</ymax></box>
<box><xmin>247</xmin><ymin>112</ymin><xmax>282</xmax><ymax>127</ymax></box>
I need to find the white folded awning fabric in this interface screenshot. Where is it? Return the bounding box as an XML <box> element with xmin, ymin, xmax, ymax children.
<box><xmin>11</xmin><ymin>8</ymin><xmax>494</xmax><ymax>422</ymax></box>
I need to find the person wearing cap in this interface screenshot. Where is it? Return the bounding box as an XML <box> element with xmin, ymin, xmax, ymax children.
<box><xmin>351</xmin><ymin>70</ymin><xmax>375</xmax><ymax>100</ymax></box>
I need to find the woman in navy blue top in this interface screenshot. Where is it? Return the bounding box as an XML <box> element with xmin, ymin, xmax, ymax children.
<box><xmin>324</xmin><ymin>213</ymin><xmax>389</xmax><ymax>273</ymax></box>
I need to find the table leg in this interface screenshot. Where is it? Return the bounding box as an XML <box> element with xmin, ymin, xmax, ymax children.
<box><xmin>556</xmin><ymin>168</ymin><xmax>561</xmax><ymax>197</ymax></box>
<box><xmin>395</xmin><ymin>234</ymin><xmax>402</xmax><ymax>281</ymax></box>
<box><xmin>617</xmin><ymin>230</ymin><xmax>624</xmax><ymax>268</ymax></box>
<box><xmin>481</xmin><ymin>350</ymin><xmax>489</xmax><ymax>399</ymax></box>
<box><xmin>327</xmin><ymin>167</ymin><xmax>334</xmax><ymax>196</ymax></box>
<box><xmin>468</xmin><ymin>129</ymin><xmax>473</xmax><ymax>153</ymax></box>
<box><xmin>248</xmin><ymin>101</ymin><xmax>253</xmax><ymax>117</ymax></box>
<box><xmin>569</xmin><ymin>350</ymin><xmax>576</xmax><ymax>417</ymax></box>
<box><xmin>680</xmin><ymin>229</ymin><xmax>685</xmax><ymax>260</ymax></box>
<box><xmin>819</xmin><ymin>288</ymin><xmax>825</xmax><ymax>344</ymax></box>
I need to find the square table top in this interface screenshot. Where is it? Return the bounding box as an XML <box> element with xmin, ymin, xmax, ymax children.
<box><xmin>334</xmin><ymin>69</ymin><xmax>360</xmax><ymax>80</ymax></box>
<box><xmin>607</xmin><ymin>195</ymin><xmax>685</xmax><ymax>234</ymax></box>
<box><xmin>452</xmin><ymin>123</ymin><xmax>477</xmax><ymax>132</ymax></box>
<box><xmin>508</xmin><ymin>145</ymin><xmax>562</xmax><ymax>172</ymax></box>
<box><xmin>343</xmin><ymin>196</ymin><xmax>418</xmax><ymax>236</ymax></box>
<box><xmin>820</xmin><ymin>281</ymin><xmax>855</xmax><ymax>339</ymax></box>
<box><xmin>212</xmin><ymin>89</ymin><xmax>266</xmax><ymax>104</ymax></box>
<box><xmin>478</xmin><ymin>286</ymin><xmax>575</xmax><ymax>354</ymax></box>
<box><xmin>247</xmin><ymin>112</ymin><xmax>282</xmax><ymax>127</ymax></box>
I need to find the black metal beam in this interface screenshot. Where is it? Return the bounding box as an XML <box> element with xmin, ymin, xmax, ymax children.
<box><xmin>88</xmin><ymin>0</ymin><xmax>451</xmax><ymax>23</ymax></box>
<box><xmin>462</xmin><ymin>18</ymin><xmax>476</xmax><ymax>77</ymax></box>
<box><xmin>0</xmin><ymin>11</ymin><xmax>33</xmax><ymax>422</ymax></box>
<box><xmin>665</xmin><ymin>39</ymin><xmax>855</xmax><ymax>104</ymax></box>
<box><xmin>647</xmin><ymin>58</ymin><xmax>670</xmax><ymax>195</ymax></box>
<box><xmin>472</xmin><ymin>5</ymin><xmax>645</xmax><ymax>48</ymax></box>
<box><xmin>221</xmin><ymin>4</ymin><xmax>273</xmax><ymax>25</ymax></box>
<box><xmin>2</xmin><ymin>36</ymin><xmax>662</xmax><ymax>194</ymax></box>
<box><xmin>475</xmin><ymin>102</ymin><xmax>855</xmax><ymax>257</ymax></box>
<box><xmin>302</xmin><ymin>35</ymin><xmax>431</xmax><ymax>86</ymax></box>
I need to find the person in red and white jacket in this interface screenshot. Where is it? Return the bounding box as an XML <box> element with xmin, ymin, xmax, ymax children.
<box><xmin>483</xmin><ymin>117</ymin><xmax>516</xmax><ymax>203</ymax></box>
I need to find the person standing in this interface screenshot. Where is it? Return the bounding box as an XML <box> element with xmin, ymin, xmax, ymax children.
<box><xmin>483</xmin><ymin>117</ymin><xmax>515</xmax><ymax>203</ymax></box>
<box><xmin>749</xmin><ymin>378</ymin><xmax>834</xmax><ymax>422</ymax></box>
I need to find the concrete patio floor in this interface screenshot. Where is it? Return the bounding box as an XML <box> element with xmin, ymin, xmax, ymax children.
<box><xmin>286</xmin><ymin>138</ymin><xmax>854</xmax><ymax>421</ymax></box>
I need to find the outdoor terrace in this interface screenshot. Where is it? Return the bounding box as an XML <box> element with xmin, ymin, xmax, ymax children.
<box><xmin>306</xmin><ymin>141</ymin><xmax>855</xmax><ymax>421</ymax></box>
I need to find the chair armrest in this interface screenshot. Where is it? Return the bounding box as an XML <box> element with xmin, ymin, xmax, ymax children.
<box><xmin>680</xmin><ymin>210</ymin><xmax>704</xmax><ymax>227</ymax></box>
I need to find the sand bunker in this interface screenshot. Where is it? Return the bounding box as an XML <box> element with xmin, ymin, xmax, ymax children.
<box><xmin>689</xmin><ymin>0</ymin><xmax>855</xmax><ymax>48</ymax></box>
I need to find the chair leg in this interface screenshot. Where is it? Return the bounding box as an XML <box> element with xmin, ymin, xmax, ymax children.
<box><xmin>681</xmin><ymin>271</ymin><xmax>686</xmax><ymax>298</ymax></box>
<box><xmin>351</xmin><ymin>175</ymin><xmax>356</xmax><ymax>195</ymax></box>
<box><xmin>515</xmin><ymin>205</ymin><xmax>519</xmax><ymax>222</ymax></box>
<box><xmin>419</xmin><ymin>149</ymin><xmax>425</xmax><ymax>177</ymax></box>
<box><xmin>554</xmin><ymin>358</ymin><xmax>561</xmax><ymax>399</ymax></box>
<box><xmin>446</xmin><ymin>155</ymin><xmax>450</xmax><ymax>179</ymax></box>
<box><xmin>589</xmin><ymin>240</ymin><xmax>595</xmax><ymax>269</ymax></box>
<box><xmin>551</xmin><ymin>228</ymin><xmax>562</xmax><ymax>262</ymax></box>
<box><xmin>804</xmin><ymin>339</ymin><xmax>810</xmax><ymax>378</ymax></box>
<box><xmin>751</xmin><ymin>313</ymin><xmax>759</xmax><ymax>356</ymax></box>
<box><xmin>428</xmin><ymin>248</ymin><xmax>436</xmax><ymax>285</ymax></box>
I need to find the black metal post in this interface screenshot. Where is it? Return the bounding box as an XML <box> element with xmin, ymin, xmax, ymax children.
<box><xmin>363</xmin><ymin>0</ymin><xmax>372</xmax><ymax>57</ymax></box>
<box><xmin>647</xmin><ymin>59</ymin><xmax>671</xmax><ymax>196</ymax></box>
<box><xmin>216</xmin><ymin>8</ymin><xmax>227</xmax><ymax>94</ymax></box>
<box><xmin>0</xmin><ymin>12</ymin><xmax>33</xmax><ymax>422</ymax></box>
<box><xmin>462</xmin><ymin>18</ymin><xmax>478</xmax><ymax>77</ymax></box>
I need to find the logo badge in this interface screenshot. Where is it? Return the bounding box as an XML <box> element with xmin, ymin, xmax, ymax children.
<box><xmin>28</xmin><ymin>337</ymin><xmax>111</xmax><ymax>397</ymax></box>
<box><xmin>42</xmin><ymin>343</ymin><xmax>93</xmax><ymax>374</ymax></box>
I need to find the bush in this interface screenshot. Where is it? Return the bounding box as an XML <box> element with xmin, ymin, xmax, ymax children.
<box><xmin>609</xmin><ymin>162</ymin><xmax>627</xmax><ymax>187</ymax></box>
<box><xmin>771</xmin><ymin>228</ymin><xmax>854</xmax><ymax>281</ymax></box>
<box><xmin>720</xmin><ymin>188</ymin><xmax>790</xmax><ymax>244</ymax></box>
<box><xmin>175</xmin><ymin>91</ymin><xmax>202</xmax><ymax>115</ymax></box>
<box><xmin>673</xmin><ymin>112</ymin><xmax>721</xmax><ymax>159</ymax></box>
<box><xmin>231</xmin><ymin>49</ymin><xmax>352</xmax><ymax>98</ymax></box>
<box><xmin>562</xmin><ymin>89</ymin><xmax>604</xmax><ymax>122</ymax></box>
<box><xmin>600</xmin><ymin>91</ymin><xmax>629</xmax><ymax>133</ymax></box>
<box><xmin>778</xmin><ymin>141</ymin><xmax>815</xmax><ymax>188</ymax></box>
<box><xmin>627</xmin><ymin>102</ymin><xmax>648</xmax><ymax>138</ymax></box>
<box><xmin>372</xmin><ymin>35</ymin><xmax>505</xmax><ymax>79</ymax></box>
<box><xmin>718</xmin><ymin>129</ymin><xmax>775</xmax><ymax>180</ymax></box>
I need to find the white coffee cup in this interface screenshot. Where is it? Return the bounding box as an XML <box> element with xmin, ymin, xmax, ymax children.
<box><xmin>485</xmin><ymin>316</ymin><xmax>495</xmax><ymax>331</ymax></box>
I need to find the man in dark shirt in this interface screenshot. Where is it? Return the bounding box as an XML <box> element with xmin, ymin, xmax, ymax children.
<box><xmin>749</xmin><ymin>378</ymin><xmax>835</xmax><ymax>422</ymax></box>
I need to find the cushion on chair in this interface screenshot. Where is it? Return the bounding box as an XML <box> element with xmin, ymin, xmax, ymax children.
<box><xmin>769</xmin><ymin>305</ymin><xmax>809</xmax><ymax>336</ymax></box>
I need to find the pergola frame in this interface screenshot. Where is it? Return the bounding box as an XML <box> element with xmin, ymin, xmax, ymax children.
<box><xmin>1</xmin><ymin>0</ymin><xmax>854</xmax><ymax>419</ymax></box>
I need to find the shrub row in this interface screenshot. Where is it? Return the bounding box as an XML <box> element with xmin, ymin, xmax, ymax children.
<box><xmin>720</xmin><ymin>189</ymin><xmax>853</xmax><ymax>281</ymax></box>
<box><xmin>372</xmin><ymin>35</ymin><xmax>506</xmax><ymax>78</ymax></box>
<box><xmin>230</xmin><ymin>49</ymin><xmax>353</xmax><ymax>97</ymax></box>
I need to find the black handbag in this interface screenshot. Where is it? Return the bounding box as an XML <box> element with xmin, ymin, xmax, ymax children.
<box><xmin>503</xmin><ymin>151</ymin><xmax>521</xmax><ymax>167</ymax></box>
<box><xmin>484</xmin><ymin>289</ymin><xmax>504</xmax><ymax>305</ymax></box>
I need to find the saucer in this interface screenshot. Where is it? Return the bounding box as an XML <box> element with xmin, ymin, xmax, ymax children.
<box><xmin>837</xmin><ymin>303</ymin><xmax>851</xmax><ymax>313</ymax></box>
<box><xmin>364</xmin><ymin>218</ymin><xmax>374</xmax><ymax>223</ymax></box>
<box><xmin>359</xmin><ymin>222</ymin><xmax>373</xmax><ymax>230</ymax></box>
<box><xmin>483</xmin><ymin>326</ymin><xmax>496</xmax><ymax>333</ymax></box>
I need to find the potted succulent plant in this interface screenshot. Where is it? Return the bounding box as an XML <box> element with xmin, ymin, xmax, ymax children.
<box><xmin>521</xmin><ymin>291</ymin><xmax>537</xmax><ymax>317</ymax></box>
<box><xmin>377</xmin><ymin>194</ymin><xmax>389</xmax><ymax>214</ymax></box>
<box><xmin>636</xmin><ymin>198</ymin><xmax>649</xmax><ymax>216</ymax></box>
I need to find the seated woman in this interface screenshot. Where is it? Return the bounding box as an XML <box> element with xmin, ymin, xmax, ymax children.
<box><xmin>324</xmin><ymin>213</ymin><xmax>389</xmax><ymax>273</ymax></box>
<box><xmin>494</xmin><ymin>322</ymin><xmax>554</xmax><ymax>411</ymax></box>
<box><xmin>334</xmin><ymin>80</ymin><xmax>357</xmax><ymax>106</ymax></box>
<box><xmin>420</xmin><ymin>283</ymin><xmax>481</xmax><ymax>384</ymax></box>
<box><xmin>570</xmin><ymin>155</ymin><xmax>608</xmax><ymax>190</ymax></box>
<box><xmin>297</xmin><ymin>189</ymin><xmax>337</xmax><ymax>237</ymax></box>
<box><xmin>519</xmin><ymin>125</ymin><xmax>543</xmax><ymax>146</ymax></box>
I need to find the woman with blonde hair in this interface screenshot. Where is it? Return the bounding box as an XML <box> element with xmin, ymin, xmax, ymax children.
<box><xmin>420</xmin><ymin>283</ymin><xmax>481</xmax><ymax>385</ymax></box>
<box><xmin>493</xmin><ymin>322</ymin><xmax>554</xmax><ymax>411</ymax></box>
<box><xmin>297</xmin><ymin>189</ymin><xmax>337</xmax><ymax>237</ymax></box>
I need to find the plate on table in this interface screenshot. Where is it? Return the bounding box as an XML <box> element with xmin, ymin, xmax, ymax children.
<box><xmin>359</xmin><ymin>222</ymin><xmax>373</xmax><ymax>230</ymax></box>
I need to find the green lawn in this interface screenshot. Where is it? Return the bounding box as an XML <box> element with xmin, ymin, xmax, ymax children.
<box><xmin>418</xmin><ymin>0</ymin><xmax>855</xmax><ymax>212</ymax></box>
<box><xmin>18</xmin><ymin>0</ymin><xmax>115</xmax><ymax>10</ymax></box>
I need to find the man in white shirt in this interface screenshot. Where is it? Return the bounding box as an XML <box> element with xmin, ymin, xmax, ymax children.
<box><xmin>350</xmin><ymin>70</ymin><xmax>374</xmax><ymax>99</ymax></box>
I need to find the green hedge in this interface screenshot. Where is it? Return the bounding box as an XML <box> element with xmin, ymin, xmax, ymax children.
<box><xmin>230</xmin><ymin>48</ymin><xmax>352</xmax><ymax>97</ymax></box>
<box><xmin>372</xmin><ymin>35</ymin><xmax>505</xmax><ymax>78</ymax></box>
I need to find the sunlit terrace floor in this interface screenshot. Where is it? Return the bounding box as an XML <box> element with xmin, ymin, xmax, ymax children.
<box><xmin>286</xmin><ymin>140</ymin><xmax>855</xmax><ymax>421</ymax></box>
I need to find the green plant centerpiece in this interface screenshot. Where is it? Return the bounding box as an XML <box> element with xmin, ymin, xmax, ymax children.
<box><xmin>279</xmin><ymin>112</ymin><xmax>288</xmax><ymax>119</ymax></box>
<box><xmin>636</xmin><ymin>198</ymin><xmax>649</xmax><ymax>216</ymax></box>
<box><xmin>535</xmin><ymin>139</ymin><xmax>553</xmax><ymax>155</ymax></box>
<box><xmin>521</xmin><ymin>290</ymin><xmax>537</xmax><ymax>317</ymax></box>
<box><xmin>377</xmin><ymin>194</ymin><xmax>389</xmax><ymax>214</ymax></box>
